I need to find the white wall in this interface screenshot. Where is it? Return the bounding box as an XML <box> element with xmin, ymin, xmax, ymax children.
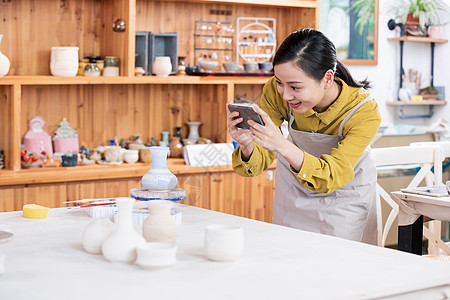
<box><xmin>347</xmin><ymin>0</ymin><xmax>450</xmax><ymax>127</ymax></box>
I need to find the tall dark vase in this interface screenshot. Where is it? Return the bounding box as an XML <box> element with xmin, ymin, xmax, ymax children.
<box><xmin>174</xmin><ymin>126</ymin><xmax>183</xmax><ymax>145</ymax></box>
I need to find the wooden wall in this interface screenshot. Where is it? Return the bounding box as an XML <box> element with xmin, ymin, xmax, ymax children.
<box><xmin>21</xmin><ymin>84</ymin><xmax>229</xmax><ymax>148</ymax></box>
<box><xmin>0</xmin><ymin>0</ymin><xmax>104</xmax><ymax>75</ymax></box>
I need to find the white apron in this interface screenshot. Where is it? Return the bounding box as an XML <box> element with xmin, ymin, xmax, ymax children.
<box><xmin>273</xmin><ymin>96</ymin><xmax>378</xmax><ymax>245</ymax></box>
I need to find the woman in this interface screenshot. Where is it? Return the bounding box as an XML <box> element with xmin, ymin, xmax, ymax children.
<box><xmin>228</xmin><ymin>29</ymin><xmax>381</xmax><ymax>245</ymax></box>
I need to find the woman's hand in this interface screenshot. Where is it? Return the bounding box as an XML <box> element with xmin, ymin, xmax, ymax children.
<box><xmin>248</xmin><ymin>106</ymin><xmax>288</xmax><ymax>153</ymax></box>
<box><xmin>227</xmin><ymin>103</ymin><xmax>254</xmax><ymax>160</ymax></box>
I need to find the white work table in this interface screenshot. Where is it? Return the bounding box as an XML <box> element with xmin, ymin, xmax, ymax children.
<box><xmin>1</xmin><ymin>204</ymin><xmax>450</xmax><ymax>300</ymax></box>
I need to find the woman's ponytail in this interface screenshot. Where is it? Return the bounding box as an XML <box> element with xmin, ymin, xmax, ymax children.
<box><xmin>335</xmin><ymin>61</ymin><xmax>371</xmax><ymax>90</ymax></box>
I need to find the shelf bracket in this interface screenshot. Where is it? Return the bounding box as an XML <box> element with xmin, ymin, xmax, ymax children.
<box><xmin>397</xmin><ymin>104</ymin><xmax>434</xmax><ymax>119</ymax></box>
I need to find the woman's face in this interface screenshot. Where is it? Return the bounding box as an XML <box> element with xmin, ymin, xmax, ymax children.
<box><xmin>274</xmin><ymin>62</ymin><xmax>326</xmax><ymax>114</ymax></box>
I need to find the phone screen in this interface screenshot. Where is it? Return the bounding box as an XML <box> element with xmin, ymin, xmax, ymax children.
<box><xmin>228</xmin><ymin>104</ymin><xmax>265</xmax><ymax>130</ymax></box>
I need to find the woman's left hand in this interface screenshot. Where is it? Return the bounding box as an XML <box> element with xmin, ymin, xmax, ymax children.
<box><xmin>248</xmin><ymin>106</ymin><xmax>287</xmax><ymax>152</ymax></box>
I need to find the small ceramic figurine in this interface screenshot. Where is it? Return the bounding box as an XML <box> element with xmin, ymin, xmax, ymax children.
<box><xmin>79</xmin><ymin>146</ymin><xmax>91</xmax><ymax>159</ymax></box>
<box><xmin>42</xmin><ymin>153</ymin><xmax>61</xmax><ymax>168</ymax></box>
<box><xmin>21</xmin><ymin>149</ymin><xmax>44</xmax><ymax>169</ymax></box>
<box><xmin>23</xmin><ymin>116</ymin><xmax>53</xmax><ymax>155</ymax></box>
<box><xmin>79</xmin><ymin>153</ymin><xmax>95</xmax><ymax>166</ymax></box>
<box><xmin>61</xmin><ymin>153</ymin><xmax>78</xmax><ymax>167</ymax></box>
<box><xmin>53</xmin><ymin>118</ymin><xmax>79</xmax><ymax>154</ymax></box>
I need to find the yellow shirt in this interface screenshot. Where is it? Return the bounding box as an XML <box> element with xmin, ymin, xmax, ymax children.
<box><xmin>232</xmin><ymin>77</ymin><xmax>381</xmax><ymax>193</ymax></box>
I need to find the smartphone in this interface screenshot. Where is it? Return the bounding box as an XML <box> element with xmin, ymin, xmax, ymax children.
<box><xmin>228</xmin><ymin>103</ymin><xmax>265</xmax><ymax>130</ymax></box>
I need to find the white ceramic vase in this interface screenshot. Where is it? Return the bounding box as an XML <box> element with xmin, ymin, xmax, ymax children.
<box><xmin>153</xmin><ymin>56</ymin><xmax>172</xmax><ymax>77</ymax></box>
<box><xmin>82</xmin><ymin>218</ymin><xmax>115</xmax><ymax>254</ymax></box>
<box><xmin>141</xmin><ymin>146</ymin><xmax>178</xmax><ymax>190</ymax></box>
<box><xmin>50</xmin><ymin>46</ymin><xmax>79</xmax><ymax>77</ymax></box>
<box><xmin>142</xmin><ymin>200</ymin><xmax>177</xmax><ymax>243</ymax></box>
<box><xmin>102</xmin><ymin>197</ymin><xmax>145</xmax><ymax>263</ymax></box>
<box><xmin>0</xmin><ymin>34</ymin><xmax>10</xmax><ymax>77</ymax></box>
<box><xmin>187</xmin><ymin>121</ymin><xmax>202</xmax><ymax>142</ymax></box>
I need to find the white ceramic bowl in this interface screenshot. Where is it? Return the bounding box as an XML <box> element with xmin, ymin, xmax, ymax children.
<box><xmin>243</xmin><ymin>63</ymin><xmax>258</xmax><ymax>72</ymax></box>
<box><xmin>135</xmin><ymin>242</ymin><xmax>177</xmax><ymax>269</ymax></box>
<box><xmin>198</xmin><ymin>60</ymin><xmax>219</xmax><ymax>72</ymax></box>
<box><xmin>223</xmin><ymin>62</ymin><xmax>241</xmax><ymax>72</ymax></box>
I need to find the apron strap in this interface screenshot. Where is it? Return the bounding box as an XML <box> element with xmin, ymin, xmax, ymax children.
<box><xmin>338</xmin><ymin>95</ymin><xmax>373</xmax><ymax>136</ymax></box>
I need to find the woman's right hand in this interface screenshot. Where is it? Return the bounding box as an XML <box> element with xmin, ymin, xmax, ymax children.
<box><xmin>227</xmin><ymin>103</ymin><xmax>254</xmax><ymax>159</ymax></box>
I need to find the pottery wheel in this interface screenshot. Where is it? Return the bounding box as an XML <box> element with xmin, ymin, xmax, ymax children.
<box><xmin>130</xmin><ymin>188</ymin><xmax>187</xmax><ymax>201</ymax></box>
<box><xmin>0</xmin><ymin>231</ymin><xmax>14</xmax><ymax>244</ymax></box>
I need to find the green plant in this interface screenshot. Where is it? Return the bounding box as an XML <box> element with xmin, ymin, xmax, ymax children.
<box><xmin>351</xmin><ymin>0</ymin><xmax>375</xmax><ymax>35</ymax></box>
<box><xmin>391</xmin><ymin>0</ymin><xmax>447</xmax><ymax>28</ymax></box>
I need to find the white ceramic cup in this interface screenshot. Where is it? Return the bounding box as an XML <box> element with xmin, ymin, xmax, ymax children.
<box><xmin>124</xmin><ymin>149</ymin><xmax>139</xmax><ymax>164</ymax></box>
<box><xmin>50</xmin><ymin>46</ymin><xmax>79</xmax><ymax>77</ymax></box>
<box><xmin>204</xmin><ymin>224</ymin><xmax>243</xmax><ymax>262</ymax></box>
<box><xmin>135</xmin><ymin>242</ymin><xmax>177</xmax><ymax>269</ymax></box>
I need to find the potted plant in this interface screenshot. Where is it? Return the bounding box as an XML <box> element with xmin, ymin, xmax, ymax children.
<box><xmin>390</xmin><ymin>0</ymin><xmax>447</xmax><ymax>34</ymax></box>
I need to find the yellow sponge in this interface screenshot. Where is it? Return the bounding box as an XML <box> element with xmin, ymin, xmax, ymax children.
<box><xmin>23</xmin><ymin>204</ymin><xmax>50</xmax><ymax>219</ymax></box>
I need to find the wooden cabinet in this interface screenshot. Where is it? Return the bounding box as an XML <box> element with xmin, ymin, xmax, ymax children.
<box><xmin>0</xmin><ymin>0</ymin><xmax>316</xmax><ymax>218</ymax></box>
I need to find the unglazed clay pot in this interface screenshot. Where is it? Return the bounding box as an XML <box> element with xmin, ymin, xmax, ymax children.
<box><xmin>169</xmin><ymin>137</ymin><xmax>183</xmax><ymax>158</ymax></box>
<box><xmin>142</xmin><ymin>200</ymin><xmax>177</xmax><ymax>243</ymax></box>
<box><xmin>124</xmin><ymin>149</ymin><xmax>139</xmax><ymax>164</ymax></box>
<box><xmin>141</xmin><ymin>146</ymin><xmax>177</xmax><ymax>190</ymax></box>
<box><xmin>82</xmin><ymin>218</ymin><xmax>115</xmax><ymax>255</ymax></box>
<box><xmin>153</xmin><ymin>56</ymin><xmax>172</xmax><ymax>77</ymax></box>
<box><xmin>102</xmin><ymin>197</ymin><xmax>145</xmax><ymax>263</ymax></box>
<box><xmin>50</xmin><ymin>46</ymin><xmax>79</xmax><ymax>77</ymax></box>
<box><xmin>135</xmin><ymin>242</ymin><xmax>177</xmax><ymax>269</ymax></box>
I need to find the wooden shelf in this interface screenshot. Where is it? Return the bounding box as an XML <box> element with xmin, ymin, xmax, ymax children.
<box><xmin>0</xmin><ymin>75</ymin><xmax>271</xmax><ymax>86</ymax></box>
<box><xmin>0</xmin><ymin>158</ymin><xmax>277</xmax><ymax>186</ymax></box>
<box><xmin>387</xmin><ymin>37</ymin><xmax>448</xmax><ymax>43</ymax></box>
<box><xmin>387</xmin><ymin>100</ymin><xmax>447</xmax><ymax>106</ymax></box>
<box><xmin>171</xmin><ymin>0</ymin><xmax>318</xmax><ymax>8</ymax></box>
<box><xmin>0</xmin><ymin>159</ymin><xmax>228</xmax><ymax>186</ymax></box>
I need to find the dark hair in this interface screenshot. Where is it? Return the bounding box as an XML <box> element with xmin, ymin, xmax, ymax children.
<box><xmin>273</xmin><ymin>28</ymin><xmax>371</xmax><ymax>89</ymax></box>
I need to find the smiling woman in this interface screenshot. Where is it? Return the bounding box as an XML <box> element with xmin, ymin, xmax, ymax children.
<box><xmin>228</xmin><ymin>29</ymin><xmax>381</xmax><ymax>245</ymax></box>
<box><xmin>321</xmin><ymin>0</ymin><xmax>379</xmax><ymax>65</ymax></box>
